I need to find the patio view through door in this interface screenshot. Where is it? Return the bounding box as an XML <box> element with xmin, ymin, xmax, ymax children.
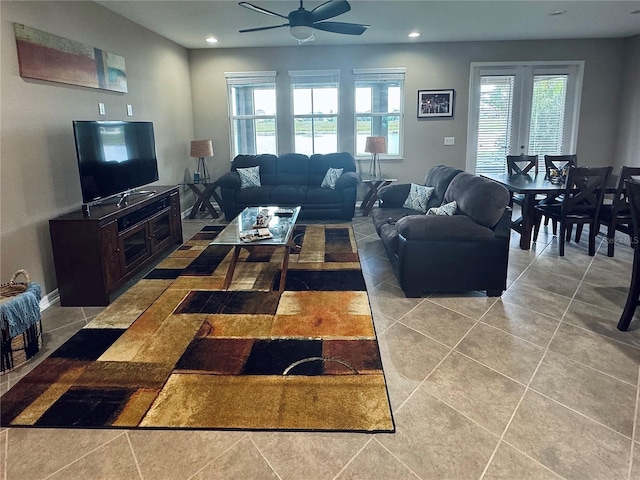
<box><xmin>466</xmin><ymin>62</ymin><xmax>584</xmax><ymax>175</ymax></box>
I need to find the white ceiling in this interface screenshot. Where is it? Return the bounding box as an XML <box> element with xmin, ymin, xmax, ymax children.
<box><xmin>97</xmin><ymin>0</ymin><xmax>640</xmax><ymax>49</ymax></box>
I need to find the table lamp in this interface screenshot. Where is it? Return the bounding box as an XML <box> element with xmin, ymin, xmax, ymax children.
<box><xmin>365</xmin><ymin>136</ymin><xmax>387</xmax><ymax>179</ymax></box>
<box><xmin>190</xmin><ymin>140</ymin><xmax>214</xmax><ymax>182</ymax></box>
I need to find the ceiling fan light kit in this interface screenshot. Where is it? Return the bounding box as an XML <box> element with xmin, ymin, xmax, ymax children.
<box><xmin>239</xmin><ymin>0</ymin><xmax>369</xmax><ymax>44</ymax></box>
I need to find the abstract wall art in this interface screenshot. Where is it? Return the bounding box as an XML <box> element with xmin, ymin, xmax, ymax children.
<box><xmin>13</xmin><ymin>23</ymin><xmax>127</xmax><ymax>93</ymax></box>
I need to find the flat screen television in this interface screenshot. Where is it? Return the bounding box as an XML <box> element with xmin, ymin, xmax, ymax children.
<box><xmin>73</xmin><ymin>120</ymin><xmax>159</xmax><ymax>204</ymax></box>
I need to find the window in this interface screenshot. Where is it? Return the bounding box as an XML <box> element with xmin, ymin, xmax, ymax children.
<box><xmin>467</xmin><ymin>62</ymin><xmax>583</xmax><ymax>175</ymax></box>
<box><xmin>354</xmin><ymin>68</ymin><xmax>405</xmax><ymax>158</ymax></box>
<box><xmin>225</xmin><ymin>71</ymin><xmax>277</xmax><ymax>157</ymax></box>
<box><xmin>289</xmin><ymin>70</ymin><xmax>339</xmax><ymax>156</ymax></box>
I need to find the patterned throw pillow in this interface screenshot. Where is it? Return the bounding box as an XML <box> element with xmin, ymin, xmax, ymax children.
<box><xmin>237</xmin><ymin>166</ymin><xmax>261</xmax><ymax>189</ymax></box>
<box><xmin>426</xmin><ymin>200</ymin><xmax>457</xmax><ymax>216</ymax></box>
<box><xmin>321</xmin><ymin>167</ymin><xmax>344</xmax><ymax>189</ymax></box>
<box><xmin>402</xmin><ymin>183</ymin><xmax>434</xmax><ymax>213</ymax></box>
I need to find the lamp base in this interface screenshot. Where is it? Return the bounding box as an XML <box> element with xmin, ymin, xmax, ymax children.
<box><xmin>368</xmin><ymin>153</ymin><xmax>381</xmax><ymax>179</ymax></box>
<box><xmin>196</xmin><ymin>157</ymin><xmax>210</xmax><ymax>182</ymax></box>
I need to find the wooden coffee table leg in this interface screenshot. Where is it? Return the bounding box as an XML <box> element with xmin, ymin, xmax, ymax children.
<box><xmin>223</xmin><ymin>246</ymin><xmax>241</xmax><ymax>289</ymax></box>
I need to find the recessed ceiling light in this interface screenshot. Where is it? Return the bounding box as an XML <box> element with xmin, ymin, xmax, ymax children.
<box><xmin>408</xmin><ymin>32</ymin><xmax>421</xmax><ymax>38</ymax></box>
<box><xmin>205</xmin><ymin>37</ymin><xmax>218</xmax><ymax>44</ymax></box>
<box><xmin>548</xmin><ymin>10</ymin><xmax>567</xmax><ymax>16</ymax></box>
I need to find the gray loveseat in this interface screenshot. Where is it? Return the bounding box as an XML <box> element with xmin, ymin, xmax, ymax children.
<box><xmin>371</xmin><ymin>165</ymin><xmax>511</xmax><ymax>297</ymax></box>
<box><xmin>217</xmin><ymin>152</ymin><xmax>360</xmax><ymax>221</ymax></box>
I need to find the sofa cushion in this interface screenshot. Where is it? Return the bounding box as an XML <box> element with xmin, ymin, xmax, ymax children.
<box><xmin>379</xmin><ymin>224</ymin><xmax>400</xmax><ymax>255</ymax></box>
<box><xmin>277</xmin><ymin>153</ymin><xmax>310</xmax><ymax>185</ymax></box>
<box><xmin>424</xmin><ymin>165</ymin><xmax>464</xmax><ymax>207</ymax></box>
<box><xmin>426</xmin><ymin>200</ymin><xmax>457</xmax><ymax>216</ymax></box>
<box><xmin>402</xmin><ymin>183</ymin><xmax>434</xmax><ymax>213</ymax></box>
<box><xmin>237</xmin><ymin>166</ymin><xmax>261</xmax><ymax>189</ymax></box>
<box><xmin>234</xmin><ymin>185</ymin><xmax>273</xmax><ymax>205</ymax></box>
<box><xmin>378</xmin><ymin>184</ymin><xmax>411</xmax><ymax>207</ymax></box>
<box><xmin>232</xmin><ymin>154</ymin><xmax>278</xmax><ymax>185</ymax></box>
<box><xmin>271</xmin><ymin>185</ymin><xmax>307</xmax><ymax>205</ymax></box>
<box><xmin>444</xmin><ymin>173</ymin><xmax>510</xmax><ymax>228</ymax></box>
<box><xmin>306</xmin><ymin>186</ymin><xmax>343</xmax><ymax>204</ymax></box>
<box><xmin>309</xmin><ymin>152</ymin><xmax>357</xmax><ymax>186</ymax></box>
<box><xmin>321</xmin><ymin>168</ymin><xmax>343</xmax><ymax>189</ymax></box>
<box><xmin>396</xmin><ymin>214</ymin><xmax>495</xmax><ymax>242</ymax></box>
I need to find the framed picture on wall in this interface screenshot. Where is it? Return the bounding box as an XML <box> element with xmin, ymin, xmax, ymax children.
<box><xmin>417</xmin><ymin>89</ymin><xmax>454</xmax><ymax>118</ymax></box>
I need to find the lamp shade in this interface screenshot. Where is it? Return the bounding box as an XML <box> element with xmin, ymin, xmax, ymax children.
<box><xmin>190</xmin><ymin>140</ymin><xmax>214</xmax><ymax>158</ymax></box>
<box><xmin>365</xmin><ymin>136</ymin><xmax>387</xmax><ymax>154</ymax></box>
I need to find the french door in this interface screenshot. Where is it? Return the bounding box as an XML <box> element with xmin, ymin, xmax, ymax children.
<box><xmin>467</xmin><ymin>62</ymin><xmax>584</xmax><ymax>175</ymax></box>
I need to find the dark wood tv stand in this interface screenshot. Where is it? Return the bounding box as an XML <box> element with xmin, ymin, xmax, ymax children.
<box><xmin>49</xmin><ymin>186</ymin><xmax>183</xmax><ymax>306</ymax></box>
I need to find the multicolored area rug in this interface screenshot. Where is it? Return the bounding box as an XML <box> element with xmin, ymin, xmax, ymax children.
<box><xmin>1</xmin><ymin>225</ymin><xmax>394</xmax><ymax>432</ymax></box>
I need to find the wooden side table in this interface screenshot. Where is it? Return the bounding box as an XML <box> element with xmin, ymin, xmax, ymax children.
<box><xmin>185</xmin><ymin>181</ymin><xmax>223</xmax><ymax>219</ymax></box>
<box><xmin>361</xmin><ymin>178</ymin><xmax>397</xmax><ymax>216</ymax></box>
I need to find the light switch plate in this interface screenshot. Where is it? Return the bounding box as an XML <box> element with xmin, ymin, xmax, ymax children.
<box><xmin>98</xmin><ymin>103</ymin><xmax>106</xmax><ymax>115</ymax></box>
<box><xmin>126</xmin><ymin>104</ymin><xmax>133</xmax><ymax>116</ymax></box>
<box><xmin>444</xmin><ymin>136</ymin><xmax>455</xmax><ymax>145</ymax></box>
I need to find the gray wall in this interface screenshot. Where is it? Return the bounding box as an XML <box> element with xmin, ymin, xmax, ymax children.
<box><xmin>615</xmin><ymin>34</ymin><xmax>640</xmax><ymax>169</ymax></box>
<box><xmin>1</xmin><ymin>1</ymin><xmax>194</xmax><ymax>296</ymax></box>
<box><xmin>190</xmin><ymin>37</ymin><xmax>634</xmax><ymax>185</ymax></box>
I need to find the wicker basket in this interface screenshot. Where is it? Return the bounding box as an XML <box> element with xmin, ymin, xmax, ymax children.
<box><xmin>1</xmin><ymin>270</ymin><xmax>43</xmax><ymax>374</ymax></box>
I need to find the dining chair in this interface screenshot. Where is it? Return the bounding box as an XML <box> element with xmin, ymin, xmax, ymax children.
<box><xmin>617</xmin><ymin>178</ymin><xmax>640</xmax><ymax>331</ymax></box>
<box><xmin>532</xmin><ymin>166</ymin><xmax>613</xmax><ymax>256</ymax></box>
<box><xmin>538</xmin><ymin>154</ymin><xmax>579</xmax><ymax>235</ymax></box>
<box><xmin>599</xmin><ymin>166</ymin><xmax>640</xmax><ymax>257</ymax></box>
<box><xmin>544</xmin><ymin>154</ymin><xmax>578</xmax><ymax>178</ymax></box>
<box><xmin>506</xmin><ymin>155</ymin><xmax>539</xmax><ymax>222</ymax></box>
<box><xmin>507</xmin><ymin>154</ymin><xmax>538</xmax><ymax>176</ymax></box>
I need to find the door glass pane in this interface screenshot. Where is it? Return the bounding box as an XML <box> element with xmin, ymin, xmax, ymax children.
<box><xmin>528</xmin><ymin>75</ymin><xmax>568</xmax><ymax>156</ymax></box>
<box><xmin>475</xmin><ymin>75</ymin><xmax>514</xmax><ymax>175</ymax></box>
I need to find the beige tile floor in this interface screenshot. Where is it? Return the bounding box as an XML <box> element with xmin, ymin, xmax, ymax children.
<box><xmin>2</xmin><ymin>211</ymin><xmax>640</xmax><ymax>480</ymax></box>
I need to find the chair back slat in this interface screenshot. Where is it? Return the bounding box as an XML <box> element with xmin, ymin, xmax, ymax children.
<box><xmin>611</xmin><ymin>166</ymin><xmax>640</xmax><ymax>217</ymax></box>
<box><xmin>544</xmin><ymin>154</ymin><xmax>577</xmax><ymax>179</ymax></box>
<box><xmin>627</xmin><ymin>179</ymin><xmax>640</xmax><ymax>250</ymax></box>
<box><xmin>562</xmin><ymin>166</ymin><xmax>612</xmax><ymax>217</ymax></box>
<box><xmin>507</xmin><ymin>155</ymin><xmax>538</xmax><ymax>176</ymax></box>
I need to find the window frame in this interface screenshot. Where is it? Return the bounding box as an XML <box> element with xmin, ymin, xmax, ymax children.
<box><xmin>353</xmin><ymin>67</ymin><xmax>406</xmax><ymax>160</ymax></box>
<box><xmin>466</xmin><ymin>61</ymin><xmax>584</xmax><ymax>174</ymax></box>
<box><xmin>289</xmin><ymin>69</ymin><xmax>340</xmax><ymax>156</ymax></box>
<box><xmin>225</xmin><ymin>71</ymin><xmax>278</xmax><ymax>158</ymax></box>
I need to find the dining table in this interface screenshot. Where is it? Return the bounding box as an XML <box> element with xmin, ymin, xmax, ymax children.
<box><xmin>482</xmin><ymin>172</ymin><xmax>570</xmax><ymax>250</ymax></box>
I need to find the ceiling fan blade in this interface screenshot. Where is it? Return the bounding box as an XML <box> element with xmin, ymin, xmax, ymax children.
<box><xmin>239</xmin><ymin>24</ymin><xmax>289</xmax><ymax>33</ymax></box>
<box><xmin>312</xmin><ymin>21</ymin><xmax>369</xmax><ymax>35</ymax></box>
<box><xmin>238</xmin><ymin>2</ymin><xmax>288</xmax><ymax>19</ymax></box>
<box><xmin>310</xmin><ymin>0</ymin><xmax>351</xmax><ymax>22</ymax></box>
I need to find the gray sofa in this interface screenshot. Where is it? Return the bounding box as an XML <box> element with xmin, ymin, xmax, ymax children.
<box><xmin>371</xmin><ymin>165</ymin><xmax>511</xmax><ymax>297</ymax></box>
<box><xmin>217</xmin><ymin>152</ymin><xmax>360</xmax><ymax>221</ymax></box>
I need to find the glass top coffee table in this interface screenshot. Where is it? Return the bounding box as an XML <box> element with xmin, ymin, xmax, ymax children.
<box><xmin>211</xmin><ymin>206</ymin><xmax>301</xmax><ymax>292</ymax></box>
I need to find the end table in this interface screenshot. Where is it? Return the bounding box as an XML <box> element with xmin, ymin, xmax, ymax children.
<box><xmin>184</xmin><ymin>180</ymin><xmax>223</xmax><ymax>219</ymax></box>
<box><xmin>361</xmin><ymin>178</ymin><xmax>397</xmax><ymax>216</ymax></box>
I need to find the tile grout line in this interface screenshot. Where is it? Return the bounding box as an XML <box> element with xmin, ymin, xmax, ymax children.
<box><xmin>186</xmin><ymin>433</ymin><xmax>250</xmax><ymax>480</ymax></box>
<box><xmin>478</xmin><ymin>243</ymin><xmax>598</xmax><ymax>480</ymax></box>
<box><xmin>124</xmin><ymin>431</ymin><xmax>145</xmax><ymax>480</ymax></box>
<box><xmin>41</xmin><ymin>432</ymin><xmax>128</xmax><ymax>480</ymax></box>
<box><xmin>628</xmin><ymin>363</ymin><xmax>640</xmax><ymax>480</ymax></box>
<box><xmin>372</xmin><ymin>437</ymin><xmax>426</xmax><ymax>480</ymax></box>
<box><xmin>330</xmin><ymin>437</ymin><xmax>373</xmax><ymax>480</ymax></box>
<box><xmin>2</xmin><ymin>429</ymin><xmax>7</xmax><ymax>480</ymax></box>
<box><xmin>248</xmin><ymin>435</ymin><xmax>284</xmax><ymax>480</ymax></box>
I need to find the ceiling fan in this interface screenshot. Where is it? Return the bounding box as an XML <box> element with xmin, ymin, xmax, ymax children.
<box><xmin>238</xmin><ymin>0</ymin><xmax>370</xmax><ymax>44</ymax></box>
